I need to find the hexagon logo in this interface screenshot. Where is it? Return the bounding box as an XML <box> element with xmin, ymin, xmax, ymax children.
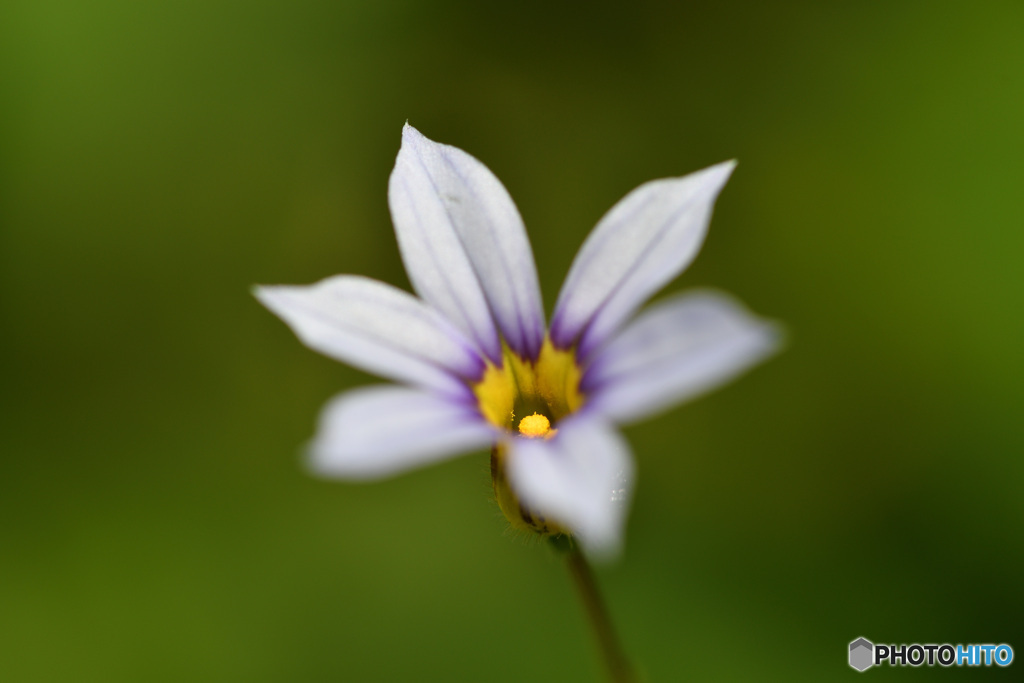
<box><xmin>849</xmin><ymin>637</ymin><xmax>874</xmax><ymax>671</ymax></box>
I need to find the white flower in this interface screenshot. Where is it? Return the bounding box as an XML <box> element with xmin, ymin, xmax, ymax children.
<box><xmin>256</xmin><ymin>124</ymin><xmax>779</xmax><ymax>557</ymax></box>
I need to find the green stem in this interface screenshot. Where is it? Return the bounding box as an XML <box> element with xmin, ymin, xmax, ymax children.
<box><xmin>565</xmin><ymin>544</ymin><xmax>638</xmax><ymax>683</ymax></box>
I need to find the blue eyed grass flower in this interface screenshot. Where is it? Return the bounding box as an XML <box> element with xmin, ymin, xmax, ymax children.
<box><xmin>257</xmin><ymin>124</ymin><xmax>780</xmax><ymax>682</ymax></box>
<box><xmin>256</xmin><ymin>123</ymin><xmax>779</xmax><ymax>558</ymax></box>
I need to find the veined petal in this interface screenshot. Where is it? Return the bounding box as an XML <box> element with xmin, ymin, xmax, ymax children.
<box><xmin>309</xmin><ymin>386</ymin><xmax>497</xmax><ymax>479</ymax></box>
<box><xmin>255</xmin><ymin>275</ymin><xmax>483</xmax><ymax>397</ymax></box>
<box><xmin>550</xmin><ymin>161</ymin><xmax>736</xmax><ymax>359</ymax></box>
<box><xmin>582</xmin><ymin>291</ymin><xmax>781</xmax><ymax>424</ymax></box>
<box><xmin>389</xmin><ymin>124</ymin><xmax>546</xmax><ymax>361</ymax></box>
<box><xmin>507</xmin><ymin>417</ymin><xmax>633</xmax><ymax>558</ymax></box>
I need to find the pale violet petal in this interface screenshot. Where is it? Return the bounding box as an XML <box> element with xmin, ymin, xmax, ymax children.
<box><xmin>389</xmin><ymin>124</ymin><xmax>546</xmax><ymax>361</ymax></box>
<box><xmin>550</xmin><ymin>161</ymin><xmax>736</xmax><ymax>358</ymax></box>
<box><xmin>582</xmin><ymin>291</ymin><xmax>781</xmax><ymax>424</ymax></box>
<box><xmin>308</xmin><ymin>386</ymin><xmax>497</xmax><ymax>479</ymax></box>
<box><xmin>255</xmin><ymin>275</ymin><xmax>483</xmax><ymax>397</ymax></box>
<box><xmin>507</xmin><ymin>416</ymin><xmax>634</xmax><ymax>558</ymax></box>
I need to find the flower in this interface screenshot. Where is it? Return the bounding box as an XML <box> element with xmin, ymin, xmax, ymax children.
<box><xmin>256</xmin><ymin>124</ymin><xmax>779</xmax><ymax>557</ymax></box>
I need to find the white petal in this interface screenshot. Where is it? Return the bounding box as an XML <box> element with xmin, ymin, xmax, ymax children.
<box><xmin>507</xmin><ymin>417</ymin><xmax>634</xmax><ymax>558</ymax></box>
<box><xmin>389</xmin><ymin>124</ymin><xmax>546</xmax><ymax>361</ymax></box>
<box><xmin>582</xmin><ymin>291</ymin><xmax>781</xmax><ymax>424</ymax></box>
<box><xmin>255</xmin><ymin>275</ymin><xmax>483</xmax><ymax>397</ymax></box>
<box><xmin>550</xmin><ymin>161</ymin><xmax>736</xmax><ymax>358</ymax></box>
<box><xmin>308</xmin><ymin>386</ymin><xmax>497</xmax><ymax>479</ymax></box>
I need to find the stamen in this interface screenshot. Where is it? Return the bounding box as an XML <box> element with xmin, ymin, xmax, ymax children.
<box><xmin>518</xmin><ymin>413</ymin><xmax>552</xmax><ymax>438</ymax></box>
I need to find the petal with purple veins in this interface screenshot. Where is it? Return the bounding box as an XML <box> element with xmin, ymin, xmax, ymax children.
<box><xmin>507</xmin><ymin>416</ymin><xmax>634</xmax><ymax>558</ymax></box>
<box><xmin>309</xmin><ymin>385</ymin><xmax>497</xmax><ymax>479</ymax></box>
<box><xmin>256</xmin><ymin>275</ymin><xmax>484</xmax><ymax>398</ymax></box>
<box><xmin>551</xmin><ymin>161</ymin><xmax>736</xmax><ymax>358</ymax></box>
<box><xmin>582</xmin><ymin>290</ymin><xmax>781</xmax><ymax>425</ymax></box>
<box><xmin>390</xmin><ymin>125</ymin><xmax>546</xmax><ymax>361</ymax></box>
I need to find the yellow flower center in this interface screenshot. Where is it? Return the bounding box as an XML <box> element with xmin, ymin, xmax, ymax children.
<box><xmin>474</xmin><ymin>338</ymin><xmax>584</xmax><ymax>537</ymax></box>
<box><xmin>472</xmin><ymin>337</ymin><xmax>584</xmax><ymax>434</ymax></box>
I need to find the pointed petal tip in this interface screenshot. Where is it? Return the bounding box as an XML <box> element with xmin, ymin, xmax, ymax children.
<box><xmin>694</xmin><ymin>158</ymin><xmax>738</xmax><ymax>190</ymax></box>
<box><xmin>401</xmin><ymin>121</ymin><xmax>426</xmax><ymax>145</ymax></box>
<box><xmin>252</xmin><ymin>284</ymin><xmax>285</xmax><ymax>310</ymax></box>
<box><xmin>252</xmin><ymin>282</ymin><xmax>283</xmax><ymax>298</ymax></box>
<box><xmin>723</xmin><ymin>293</ymin><xmax>786</xmax><ymax>353</ymax></box>
<box><xmin>758</xmin><ymin>317</ymin><xmax>788</xmax><ymax>354</ymax></box>
<box><xmin>252</xmin><ymin>284</ymin><xmax>307</xmax><ymax>321</ymax></box>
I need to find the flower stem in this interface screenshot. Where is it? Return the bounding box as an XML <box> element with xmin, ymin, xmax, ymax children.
<box><xmin>565</xmin><ymin>544</ymin><xmax>638</xmax><ymax>683</ymax></box>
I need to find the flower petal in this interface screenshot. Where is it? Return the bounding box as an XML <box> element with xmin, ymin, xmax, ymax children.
<box><xmin>255</xmin><ymin>275</ymin><xmax>484</xmax><ymax>397</ymax></box>
<box><xmin>308</xmin><ymin>385</ymin><xmax>497</xmax><ymax>479</ymax></box>
<box><xmin>389</xmin><ymin>124</ymin><xmax>546</xmax><ymax>361</ymax></box>
<box><xmin>507</xmin><ymin>416</ymin><xmax>634</xmax><ymax>558</ymax></box>
<box><xmin>550</xmin><ymin>161</ymin><xmax>736</xmax><ymax>358</ymax></box>
<box><xmin>582</xmin><ymin>290</ymin><xmax>781</xmax><ymax>424</ymax></box>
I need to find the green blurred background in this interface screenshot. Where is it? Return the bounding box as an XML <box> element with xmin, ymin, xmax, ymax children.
<box><xmin>2</xmin><ymin>1</ymin><xmax>1022</xmax><ymax>680</ymax></box>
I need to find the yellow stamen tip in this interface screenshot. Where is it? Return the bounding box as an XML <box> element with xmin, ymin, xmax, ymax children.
<box><xmin>518</xmin><ymin>413</ymin><xmax>552</xmax><ymax>438</ymax></box>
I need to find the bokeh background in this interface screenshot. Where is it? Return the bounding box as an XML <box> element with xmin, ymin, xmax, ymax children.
<box><xmin>2</xmin><ymin>1</ymin><xmax>1023</xmax><ymax>680</ymax></box>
